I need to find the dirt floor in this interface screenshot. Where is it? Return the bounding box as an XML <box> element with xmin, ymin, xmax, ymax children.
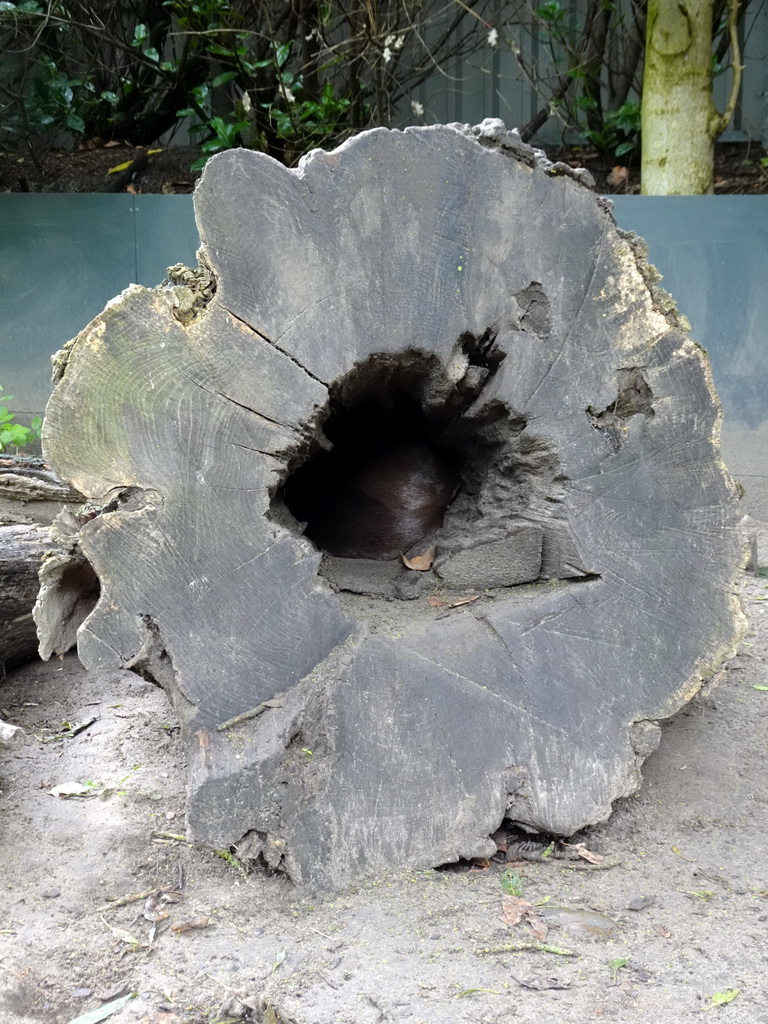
<box><xmin>1</xmin><ymin>124</ymin><xmax>767</xmax><ymax>1024</ymax></box>
<box><xmin>1</xmin><ymin>547</ymin><xmax>767</xmax><ymax>1024</ymax></box>
<box><xmin>1</xmin><ymin>139</ymin><xmax>767</xmax><ymax>196</ymax></box>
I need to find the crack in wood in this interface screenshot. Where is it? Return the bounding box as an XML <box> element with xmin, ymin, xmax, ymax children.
<box><xmin>178</xmin><ymin>370</ymin><xmax>297</xmax><ymax>434</ymax></box>
<box><xmin>219</xmin><ymin>302</ymin><xmax>329</xmax><ymax>387</ymax></box>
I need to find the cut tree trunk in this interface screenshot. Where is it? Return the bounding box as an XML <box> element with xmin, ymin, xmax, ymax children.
<box><xmin>38</xmin><ymin>120</ymin><xmax>746</xmax><ymax>887</ymax></box>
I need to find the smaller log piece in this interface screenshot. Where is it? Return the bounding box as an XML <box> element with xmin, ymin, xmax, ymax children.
<box><xmin>0</xmin><ymin>523</ymin><xmax>55</xmax><ymax>666</ymax></box>
<box><xmin>0</xmin><ymin>457</ymin><xmax>84</xmax><ymax>527</ymax></box>
<box><xmin>0</xmin><ymin>458</ymin><xmax>86</xmax><ymax>667</ymax></box>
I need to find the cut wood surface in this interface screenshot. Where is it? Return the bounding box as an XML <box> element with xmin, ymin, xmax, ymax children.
<box><xmin>39</xmin><ymin>120</ymin><xmax>746</xmax><ymax>887</ymax></box>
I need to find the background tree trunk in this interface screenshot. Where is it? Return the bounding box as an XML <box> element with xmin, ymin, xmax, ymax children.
<box><xmin>642</xmin><ymin>0</ymin><xmax>741</xmax><ymax>194</ymax></box>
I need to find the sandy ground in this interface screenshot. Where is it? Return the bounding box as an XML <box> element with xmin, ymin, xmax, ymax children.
<box><xmin>1</xmin><ymin>568</ymin><xmax>767</xmax><ymax>1024</ymax></box>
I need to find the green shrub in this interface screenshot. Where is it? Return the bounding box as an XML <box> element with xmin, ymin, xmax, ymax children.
<box><xmin>0</xmin><ymin>385</ymin><xmax>42</xmax><ymax>453</ymax></box>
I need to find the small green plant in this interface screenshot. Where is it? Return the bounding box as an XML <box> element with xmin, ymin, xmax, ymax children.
<box><xmin>678</xmin><ymin>888</ymin><xmax>715</xmax><ymax>902</ymax></box>
<box><xmin>215</xmin><ymin>847</ymin><xmax>248</xmax><ymax>878</ymax></box>
<box><xmin>500</xmin><ymin>868</ymin><xmax>523</xmax><ymax>896</ymax></box>
<box><xmin>0</xmin><ymin>385</ymin><xmax>41</xmax><ymax>452</ymax></box>
<box><xmin>578</xmin><ymin>99</ymin><xmax>641</xmax><ymax>159</ymax></box>
<box><xmin>189</xmin><ymin>112</ymin><xmax>250</xmax><ymax>171</ymax></box>
<box><xmin>179</xmin><ymin>38</ymin><xmax>353</xmax><ymax>172</ymax></box>
<box><xmin>608</xmin><ymin>956</ymin><xmax>629</xmax><ymax>981</ymax></box>
<box><xmin>265</xmin><ymin>78</ymin><xmax>352</xmax><ymax>147</ymax></box>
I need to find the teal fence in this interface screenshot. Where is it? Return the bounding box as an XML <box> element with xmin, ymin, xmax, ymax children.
<box><xmin>1</xmin><ymin>193</ymin><xmax>767</xmax><ymax>518</ymax></box>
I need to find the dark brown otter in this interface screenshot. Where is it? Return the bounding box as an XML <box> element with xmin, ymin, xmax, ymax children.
<box><xmin>288</xmin><ymin>439</ymin><xmax>459</xmax><ymax>560</ymax></box>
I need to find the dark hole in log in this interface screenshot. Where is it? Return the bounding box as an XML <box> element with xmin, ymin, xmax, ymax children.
<box><xmin>275</xmin><ymin>346</ymin><xmax>586</xmax><ymax>599</ymax></box>
<box><xmin>283</xmin><ymin>393</ymin><xmax>463</xmax><ymax>560</ymax></box>
<box><xmin>58</xmin><ymin>559</ymin><xmax>100</xmax><ymax>611</ymax></box>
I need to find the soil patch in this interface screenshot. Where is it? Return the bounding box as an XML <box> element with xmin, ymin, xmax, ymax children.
<box><xmin>1</xmin><ymin>140</ymin><xmax>766</xmax><ymax>195</ymax></box>
<box><xmin>548</xmin><ymin>140</ymin><xmax>768</xmax><ymax>195</ymax></box>
<box><xmin>1</xmin><ymin>563</ymin><xmax>768</xmax><ymax>1024</ymax></box>
<box><xmin>0</xmin><ymin>144</ymin><xmax>202</xmax><ymax>195</ymax></box>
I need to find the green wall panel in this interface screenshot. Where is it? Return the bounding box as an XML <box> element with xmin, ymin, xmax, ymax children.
<box><xmin>134</xmin><ymin>194</ymin><xmax>199</xmax><ymax>287</ymax></box>
<box><xmin>612</xmin><ymin>196</ymin><xmax>768</xmax><ymax>518</ymax></box>
<box><xmin>1</xmin><ymin>191</ymin><xmax>766</xmax><ymax>516</ymax></box>
<box><xmin>0</xmin><ymin>195</ymin><xmax>137</xmax><ymax>414</ymax></box>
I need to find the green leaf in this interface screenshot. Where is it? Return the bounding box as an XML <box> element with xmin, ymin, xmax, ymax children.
<box><xmin>536</xmin><ymin>1</ymin><xmax>563</xmax><ymax>20</ymax></box>
<box><xmin>575</xmin><ymin>95</ymin><xmax>598</xmax><ymax>112</ymax></box>
<box><xmin>707</xmin><ymin>988</ymin><xmax>740</xmax><ymax>1008</ymax></box>
<box><xmin>501</xmin><ymin>868</ymin><xmax>523</xmax><ymax>896</ymax></box>
<box><xmin>65</xmin><ymin>992</ymin><xmax>137</xmax><ymax>1024</ymax></box>
<box><xmin>212</xmin><ymin>70</ymin><xmax>239</xmax><ymax>87</ymax></box>
<box><xmin>132</xmin><ymin>22</ymin><xmax>148</xmax><ymax>45</ymax></box>
<box><xmin>753</xmin><ymin>685</ymin><xmax>768</xmax><ymax>691</ymax></box>
<box><xmin>274</xmin><ymin>41</ymin><xmax>291</xmax><ymax>67</ymax></box>
<box><xmin>143</xmin><ymin>46</ymin><xmax>159</xmax><ymax>62</ymax></box>
<box><xmin>207</xmin><ymin>42</ymin><xmax>234</xmax><ymax>57</ymax></box>
<box><xmin>0</xmin><ymin>422</ymin><xmax>36</xmax><ymax>451</ymax></box>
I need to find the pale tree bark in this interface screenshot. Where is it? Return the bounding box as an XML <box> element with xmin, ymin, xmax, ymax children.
<box><xmin>641</xmin><ymin>0</ymin><xmax>742</xmax><ymax>194</ymax></box>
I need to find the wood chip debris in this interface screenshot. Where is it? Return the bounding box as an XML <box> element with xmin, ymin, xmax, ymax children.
<box><xmin>171</xmin><ymin>917</ymin><xmax>212</xmax><ymax>933</ymax></box>
<box><xmin>427</xmin><ymin>594</ymin><xmax>479</xmax><ymax>609</ymax></box>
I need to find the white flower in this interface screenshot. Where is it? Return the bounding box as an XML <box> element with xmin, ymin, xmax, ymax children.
<box><xmin>411</xmin><ymin>100</ymin><xmax>424</xmax><ymax>117</ymax></box>
<box><xmin>487</xmin><ymin>27</ymin><xmax>499</xmax><ymax>47</ymax></box>
<box><xmin>382</xmin><ymin>46</ymin><xmax>392</xmax><ymax>64</ymax></box>
<box><xmin>241</xmin><ymin>92</ymin><xmax>252</xmax><ymax>113</ymax></box>
<box><xmin>283</xmin><ymin>86</ymin><xmax>296</xmax><ymax>104</ymax></box>
<box><xmin>384</xmin><ymin>34</ymin><xmax>406</xmax><ymax>53</ymax></box>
